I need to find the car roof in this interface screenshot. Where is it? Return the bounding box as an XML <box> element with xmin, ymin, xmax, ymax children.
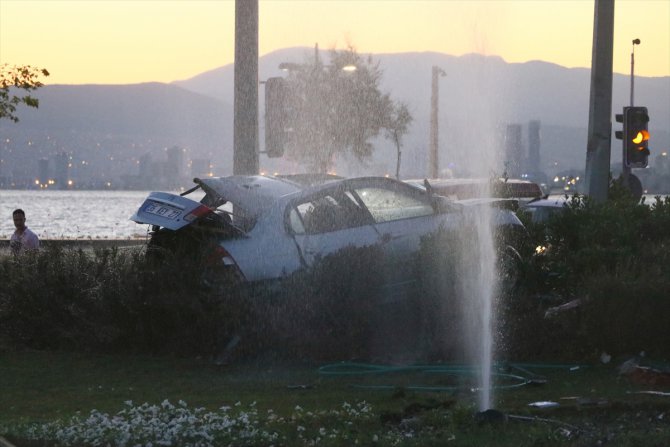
<box><xmin>194</xmin><ymin>175</ymin><xmax>415</xmax><ymax>217</ymax></box>
<box><xmin>194</xmin><ymin>175</ymin><xmax>304</xmax><ymax>217</ymax></box>
<box><xmin>522</xmin><ymin>196</ymin><xmax>570</xmax><ymax>208</ymax></box>
<box><xmin>274</xmin><ymin>173</ymin><xmax>344</xmax><ymax>187</ymax></box>
<box><xmin>404</xmin><ymin>177</ymin><xmax>543</xmax><ymax>200</ymax></box>
<box><xmin>196</xmin><ymin>174</ymin><xmax>432</xmax><ymax>209</ymax></box>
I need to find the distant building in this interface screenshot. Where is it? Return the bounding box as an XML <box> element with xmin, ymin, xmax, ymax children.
<box><xmin>54</xmin><ymin>151</ymin><xmax>69</xmax><ymax>189</ymax></box>
<box><xmin>528</xmin><ymin>120</ymin><xmax>541</xmax><ymax>173</ymax></box>
<box><xmin>166</xmin><ymin>146</ymin><xmax>185</xmax><ymax>179</ymax></box>
<box><xmin>139</xmin><ymin>153</ymin><xmax>152</xmax><ymax>178</ymax></box>
<box><xmin>191</xmin><ymin>158</ymin><xmax>212</xmax><ymax>178</ymax></box>
<box><xmin>38</xmin><ymin>158</ymin><xmax>49</xmax><ymax>187</ymax></box>
<box><xmin>504</xmin><ymin>124</ymin><xmax>523</xmax><ymax>177</ymax></box>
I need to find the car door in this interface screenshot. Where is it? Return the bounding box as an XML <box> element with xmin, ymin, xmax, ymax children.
<box><xmin>289</xmin><ymin>186</ymin><xmax>379</xmax><ymax>267</ymax></box>
<box><xmin>350</xmin><ymin>180</ymin><xmax>446</xmax><ymax>295</ymax></box>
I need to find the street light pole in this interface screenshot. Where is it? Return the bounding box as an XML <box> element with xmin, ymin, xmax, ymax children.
<box><xmin>233</xmin><ymin>0</ymin><xmax>259</xmax><ymax>175</ymax></box>
<box><xmin>429</xmin><ymin>66</ymin><xmax>446</xmax><ymax>179</ymax></box>
<box><xmin>622</xmin><ymin>38</ymin><xmax>641</xmax><ymax>181</ymax></box>
<box><xmin>630</xmin><ymin>39</ymin><xmax>640</xmax><ymax>106</ymax></box>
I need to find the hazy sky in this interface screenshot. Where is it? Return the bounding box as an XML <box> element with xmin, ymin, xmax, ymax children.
<box><xmin>1</xmin><ymin>0</ymin><xmax>668</xmax><ymax>85</ymax></box>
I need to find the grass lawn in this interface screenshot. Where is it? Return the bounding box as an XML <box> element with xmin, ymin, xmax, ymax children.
<box><xmin>1</xmin><ymin>349</ymin><xmax>670</xmax><ymax>446</ymax></box>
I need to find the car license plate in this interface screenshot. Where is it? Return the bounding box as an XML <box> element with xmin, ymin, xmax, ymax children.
<box><xmin>144</xmin><ymin>201</ymin><xmax>182</xmax><ymax>220</ymax></box>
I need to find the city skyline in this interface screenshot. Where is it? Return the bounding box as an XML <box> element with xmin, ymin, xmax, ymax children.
<box><xmin>1</xmin><ymin>0</ymin><xmax>669</xmax><ymax>85</ymax></box>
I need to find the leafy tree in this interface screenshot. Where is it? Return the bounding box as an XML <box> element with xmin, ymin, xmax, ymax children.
<box><xmin>0</xmin><ymin>64</ymin><xmax>50</xmax><ymax>122</ymax></box>
<box><xmin>281</xmin><ymin>47</ymin><xmax>412</xmax><ymax>172</ymax></box>
<box><xmin>385</xmin><ymin>101</ymin><xmax>412</xmax><ymax>179</ymax></box>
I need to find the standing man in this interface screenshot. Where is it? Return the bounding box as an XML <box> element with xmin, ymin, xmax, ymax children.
<box><xmin>10</xmin><ymin>209</ymin><xmax>40</xmax><ymax>256</ymax></box>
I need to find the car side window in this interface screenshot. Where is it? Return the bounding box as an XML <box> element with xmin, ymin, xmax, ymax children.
<box><xmin>288</xmin><ymin>208</ymin><xmax>305</xmax><ymax>234</ymax></box>
<box><xmin>292</xmin><ymin>190</ymin><xmax>372</xmax><ymax>234</ymax></box>
<box><xmin>354</xmin><ymin>186</ymin><xmax>434</xmax><ymax>223</ymax></box>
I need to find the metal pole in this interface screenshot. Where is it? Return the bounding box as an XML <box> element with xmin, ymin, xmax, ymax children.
<box><xmin>429</xmin><ymin>66</ymin><xmax>445</xmax><ymax>179</ymax></box>
<box><xmin>233</xmin><ymin>0</ymin><xmax>259</xmax><ymax>175</ymax></box>
<box><xmin>583</xmin><ymin>0</ymin><xmax>615</xmax><ymax>203</ymax></box>
<box><xmin>630</xmin><ymin>39</ymin><xmax>640</xmax><ymax>106</ymax></box>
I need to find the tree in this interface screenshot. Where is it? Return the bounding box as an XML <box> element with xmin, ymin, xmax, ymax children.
<box><xmin>385</xmin><ymin>102</ymin><xmax>412</xmax><ymax>179</ymax></box>
<box><xmin>280</xmin><ymin>47</ymin><xmax>412</xmax><ymax>173</ymax></box>
<box><xmin>0</xmin><ymin>64</ymin><xmax>50</xmax><ymax>123</ymax></box>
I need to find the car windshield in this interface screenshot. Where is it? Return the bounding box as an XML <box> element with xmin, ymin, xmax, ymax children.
<box><xmin>355</xmin><ymin>186</ymin><xmax>434</xmax><ymax>223</ymax></box>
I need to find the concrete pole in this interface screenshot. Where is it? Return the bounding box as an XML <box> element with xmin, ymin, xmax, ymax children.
<box><xmin>233</xmin><ymin>0</ymin><xmax>259</xmax><ymax>175</ymax></box>
<box><xmin>429</xmin><ymin>66</ymin><xmax>445</xmax><ymax>179</ymax></box>
<box><xmin>584</xmin><ymin>0</ymin><xmax>615</xmax><ymax>202</ymax></box>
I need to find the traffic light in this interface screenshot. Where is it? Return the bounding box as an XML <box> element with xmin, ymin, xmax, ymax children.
<box><xmin>617</xmin><ymin>106</ymin><xmax>650</xmax><ymax>168</ymax></box>
<box><xmin>264</xmin><ymin>77</ymin><xmax>288</xmax><ymax>158</ymax></box>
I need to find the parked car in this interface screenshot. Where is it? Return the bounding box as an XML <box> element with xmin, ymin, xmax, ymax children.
<box><xmin>130</xmin><ymin>175</ymin><xmax>526</xmax><ymax>293</ymax></box>
<box><xmin>519</xmin><ymin>196</ymin><xmax>571</xmax><ymax>223</ymax></box>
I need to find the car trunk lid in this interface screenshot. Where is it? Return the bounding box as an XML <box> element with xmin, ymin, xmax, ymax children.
<box><xmin>130</xmin><ymin>191</ymin><xmax>214</xmax><ymax>230</ymax></box>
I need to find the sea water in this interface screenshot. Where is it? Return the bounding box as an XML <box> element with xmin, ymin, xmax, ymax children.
<box><xmin>0</xmin><ymin>190</ymin><xmax>155</xmax><ymax>240</ymax></box>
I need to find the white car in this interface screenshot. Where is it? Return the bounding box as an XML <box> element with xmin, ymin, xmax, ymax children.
<box><xmin>519</xmin><ymin>196</ymin><xmax>571</xmax><ymax>223</ymax></box>
<box><xmin>130</xmin><ymin>175</ymin><xmax>525</xmax><ymax>291</ymax></box>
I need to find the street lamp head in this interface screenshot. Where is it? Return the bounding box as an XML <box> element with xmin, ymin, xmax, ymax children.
<box><xmin>633</xmin><ymin>38</ymin><xmax>641</xmax><ymax>45</ymax></box>
<box><xmin>279</xmin><ymin>62</ymin><xmax>301</xmax><ymax>72</ymax></box>
<box><xmin>280</xmin><ymin>61</ymin><xmax>357</xmax><ymax>73</ymax></box>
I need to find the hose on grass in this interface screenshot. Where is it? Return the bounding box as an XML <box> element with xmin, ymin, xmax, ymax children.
<box><xmin>318</xmin><ymin>361</ymin><xmax>583</xmax><ymax>393</ymax></box>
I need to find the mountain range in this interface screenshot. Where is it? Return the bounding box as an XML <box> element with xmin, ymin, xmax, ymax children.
<box><xmin>1</xmin><ymin>47</ymin><xmax>668</xmax><ymax>184</ymax></box>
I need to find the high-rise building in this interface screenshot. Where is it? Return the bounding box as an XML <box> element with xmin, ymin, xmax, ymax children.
<box><xmin>528</xmin><ymin>120</ymin><xmax>541</xmax><ymax>173</ymax></box>
<box><xmin>54</xmin><ymin>151</ymin><xmax>69</xmax><ymax>189</ymax></box>
<box><xmin>38</xmin><ymin>158</ymin><xmax>49</xmax><ymax>187</ymax></box>
<box><xmin>166</xmin><ymin>146</ymin><xmax>185</xmax><ymax>179</ymax></box>
<box><xmin>191</xmin><ymin>158</ymin><xmax>212</xmax><ymax>178</ymax></box>
<box><xmin>504</xmin><ymin>124</ymin><xmax>523</xmax><ymax>177</ymax></box>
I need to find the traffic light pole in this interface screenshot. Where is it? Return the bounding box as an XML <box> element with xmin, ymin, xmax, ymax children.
<box><xmin>583</xmin><ymin>0</ymin><xmax>615</xmax><ymax>203</ymax></box>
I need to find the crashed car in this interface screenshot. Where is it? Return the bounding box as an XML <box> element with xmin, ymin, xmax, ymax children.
<box><xmin>130</xmin><ymin>175</ymin><xmax>526</xmax><ymax>291</ymax></box>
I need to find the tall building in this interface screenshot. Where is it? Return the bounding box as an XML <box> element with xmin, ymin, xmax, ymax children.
<box><xmin>54</xmin><ymin>151</ymin><xmax>69</xmax><ymax>189</ymax></box>
<box><xmin>191</xmin><ymin>158</ymin><xmax>212</xmax><ymax>178</ymax></box>
<box><xmin>38</xmin><ymin>158</ymin><xmax>49</xmax><ymax>187</ymax></box>
<box><xmin>528</xmin><ymin>120</ymin><xmax>541</xmax><ymax>173</ymax></box>
<box><xmin>166</xmin><ymin>146</ymin><xmax>185</xmax><ymax>179</ymax></box>
<box><xmin>504</xmin><ymin>124</ymin><xmax>523</xmax><ymax>177</ymax></box>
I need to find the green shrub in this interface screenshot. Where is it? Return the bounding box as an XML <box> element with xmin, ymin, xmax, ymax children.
<box><xmin>0</xmin><ymin>243</ymin><xmax>388</xmax><ymax>361</ymax></box>
<box><xmin>245</xmin><ymin>245</ymin><xmax>386</xmax><ymax>362</ymax></box>
<box><xmin>508</xmin><ymin>190</ymin><xmax>670</xmax><ymax>360</ymax></box>
<box><xmin>0</xmin><ymin>245</ymin><xmax>243</xmax><ymax>356</ymax></box>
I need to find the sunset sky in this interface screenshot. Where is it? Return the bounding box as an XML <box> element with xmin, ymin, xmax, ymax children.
<box><xmin>1</xmin><ymin>0</ymin><xmax>668</xmax><ymax>85</ymax></box>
